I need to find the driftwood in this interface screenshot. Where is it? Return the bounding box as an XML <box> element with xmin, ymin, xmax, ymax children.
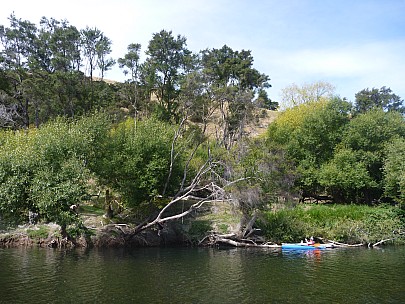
<box><xmin>241</xmin><ymin>212</ymin><xmax>258</xmax><ymax>238</ymax></box>
<box><xmin>320</xmin><ymin>230</ymin><xmax>405</xmax><ymax>248</ymax></box>
<box><xmin>317</xmin><ymin>237</ymin><xmax>364</xmax><ymax>247</ymax></box>
<box><xmin>371</xmin><ymin>238</ymin><xmax>394</xmax><ymax>247</ymax></box>
<box><xmin>371</xmin><ymin>231</ymin><xmax>405</xmax><ymax>247</ymax></box>
<box><xmin>199</xmin><ymin>233</ymin><xmax>280</xmax><ymax>248</ymax></box>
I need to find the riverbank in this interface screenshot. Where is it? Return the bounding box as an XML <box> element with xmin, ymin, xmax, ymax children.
<box><xmin>258</xmin><ymin>203</ymin><xmax>405</xmax><ymax>246</ymax></box>
<box><xmin>0</xmin><ymin>200</ymin><xmax>242</xmax><ymax>248</ymax></box>
<box><xmin>1</xmin><ymin>203</ymin><xmax>404</xmax><ymax>248</ymax></box>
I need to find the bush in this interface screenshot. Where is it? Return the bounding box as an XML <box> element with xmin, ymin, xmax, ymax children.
<box><xmin>0</xmin><ymin>114</ymin><xmax>110</xmax><ymax>230</ymax></box>
<box><xmin>258</xmin><ymin>204</ymin><xmax>404</xmax><ymax>244</ymax></box>
<box><xmin>94</xmin><ymin>118</ymin><xmax>184</xmax><ymax>207</ymax></box>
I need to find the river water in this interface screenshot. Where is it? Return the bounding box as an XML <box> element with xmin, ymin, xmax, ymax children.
<box><xmin>0</xmin><ymin>246</ymin><xmax>404</xmax><ymax>303</ymax></box>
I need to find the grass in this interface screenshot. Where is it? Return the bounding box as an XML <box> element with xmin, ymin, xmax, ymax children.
<box><xmin>27</xmin><ymin>226</ymin><xmax>49</xmax><ymax>239</ymax></box>
<box><xmin>258</xmin><ymin>204</ymin><xmax>405</xmax><ymax>245</ymax></box>
<box><xmin>80</xmin><ymin>204</ymin><xmax>105</xmax><ymax>216</ymax></box>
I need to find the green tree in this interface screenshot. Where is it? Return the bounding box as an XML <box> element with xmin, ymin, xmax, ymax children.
<box><xmin>35</xmin><ymin>18</ymin><xmax>86</xmax><ymax>121</ymax></box>
<box><xmin>0</xmin><ymin>130</ymin><xmax>35</xmax><ymax>223</ymax></box>
<box><xmin>338</xmin><ymin>109</ymin><xmax>405</xmax><ymax>202</ymax></box>
<box><xmin>96</xmin><ymin>34</ymin><xmax>115</xmax><ymax>80</ymax></box>
<box><xmin>93</xmin><ymin>118</ymin><xmax>184</xmax><ymax>207</ymax></box>
<box><xmin>267</xmin><ymin>97</ymin><xmax>352</xmax><ymax>199</ymax></box>
<box><xmin>37</xmin><ymin>17</ymin><xmax>82</xmax><ymax>73</ymax></box>
<box><xmin>0</xmin><ymin>13</ymin><xmax>38</xmax><ymax>128</ymax></box>
<box><xmin>143</xmin><ymin>30</ymin><xmax>194</xmax><ymax>121</ymax></box>
<box><xmin>354</xmin><ymin>86</ymin><xmax>405</xmax><ymax>115</ymax></box>
<box><xmin>118</xmin><ymin>43</ymin><xmax>142</xmax><ymax>120</ymax></box>
<box><xmin>81</xmin><ymin>26</ymin><xmax>102</xmax><ymax>81</ymax></box>
<box><xmin>383</xmin><ymin>138</ymin><xmax>405</xmax><ymax>204</ymax></box>
<box><xmin>0</xmin><ymin>114</ymin><xmax>110</xmax><ymax>233</ymax></box>
<box><xmin>317</xmin><ymin>148</ymin><xmax>377</xmax><ymax>203</ymax></box>
<box><xmin>268</xmin><ymin>97</ymin><xmax>350</xmax><ymax>164</ymax></box>
<box><xmin>201</xmin><ymin>45</ymin><xmax>270</xmax><ymax>149</ymax></box>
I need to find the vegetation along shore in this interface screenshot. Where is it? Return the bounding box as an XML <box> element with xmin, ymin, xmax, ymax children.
<box><xmin>0</xmin><ymin>14</ymin><xmax>404</xmax><ymax>248</ymax></box>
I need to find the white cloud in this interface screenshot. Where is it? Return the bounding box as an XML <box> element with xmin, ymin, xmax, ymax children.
<box><xmin>1</xmin><ymin>1</ymin><xmax>404</xmax><ymax>102</ymax></box>
<box><xmin>258</xmin><ymin>40</ymin><xmax>405</xmax><ymax>101</ymax></box>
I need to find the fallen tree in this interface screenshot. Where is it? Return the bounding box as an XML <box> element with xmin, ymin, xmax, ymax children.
<box><xmin>198</xmin><ymin>232</ymin><xmax>279</xmax><ymax>248</ymax></box>
<box><xmin>317</xmin><ymin>237</ymin><xmax>364</xmax><ymax>247</ymax></box>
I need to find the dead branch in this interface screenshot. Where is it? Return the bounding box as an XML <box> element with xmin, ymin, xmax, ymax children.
<box><xmin>202</xmin><ymin>233</ymin><xmax>280</xmax><ymax>248</ymax></box>
<box><xmin>242</xmin><ymin>211</ymin><xmax>258</xmax><ymax>238</ymax></box>
<box><xmin>129</xmin><ymin>108</ymin><xmax>256</xmax><ymax>238</ymax></box>
<box><xmin>371</xmin><ymin>238</ymin><xmax>395</xmax><ymax>247</ymax></box>
<box><xmin>372</xmin><ymin>231</ymin><xmax>405</xmax><ymax>247</ymax></box>
<box><xmin>163</xmin><ymin>115</ymin><xmax>188</xmax><ymax>195</ymax></box>
<box><xmin>317</xmin><ymin>237</ymin><xmax>364</xmax><ymax>247</ymax></box>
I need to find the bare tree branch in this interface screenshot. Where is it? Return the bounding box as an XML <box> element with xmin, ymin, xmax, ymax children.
<box><xmin>162</xmin><ymin>115</ymin><xmax>188</xmax><ymax>195</ymax></box>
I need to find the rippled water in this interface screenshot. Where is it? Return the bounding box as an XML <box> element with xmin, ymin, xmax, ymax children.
<box><xmin>0</xmin><ymin>246</ymin><xmax>404</xmax><ymax>303</ymax></box>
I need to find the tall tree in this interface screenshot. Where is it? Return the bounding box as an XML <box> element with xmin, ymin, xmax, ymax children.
<box><xmin>81</xmin><ymin>26</ymin><xmax>105</xmax><ymax>110</ymax></box>
<box><xmin>201</xmin><ymin>45</ymin><xmax>270</xmax><ymax>149</ymax></box>
<box><xmin>0</xmin><ymin>13</ymin><xmax>38</xmax><ymax>128</ymax></box>
<box><xmin>118</xmin><ymin>43</ymin><xmax>142</xmax><ymax>121</ymax></box>
<box><xmin>36</xmin><ymin>18</ymin><xmax>84</xmax><ymax>121</ymax></box>
<box><xmin>37</xmin><ymin>17</ymin><xmax>82</xmax><ymax>73</ymax></box>
<box><xmin>143</xmin><ymin>30</ymin><xmax>193</xmax><ymax>121</ymax></box>
<box><xmin>96</xmin><ymin>34</ymin><xmax>115</xmax><ymax>80</ymax></box>
<box><xmin>81</xmin><ymin>26</ymin><xmax>102</xmax><ymax>80</ymax></box>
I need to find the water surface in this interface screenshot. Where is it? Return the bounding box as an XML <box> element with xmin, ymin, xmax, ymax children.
<box><xmin>0</xmin><ymin>246</ymin><xmax>404</xmax><ymax>303</ymax></box>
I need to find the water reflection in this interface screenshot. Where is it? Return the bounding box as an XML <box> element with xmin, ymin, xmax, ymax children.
<box><xmin>0</xmin><ymin>246</ymin><xmax>404</xmax><ymax>303</ymax></box>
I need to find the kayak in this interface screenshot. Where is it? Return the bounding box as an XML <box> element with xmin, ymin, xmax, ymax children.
<box><xmin>281</xmin><ymin>243</ymin><xmax>328</xmax><ymax>250</ymax></box>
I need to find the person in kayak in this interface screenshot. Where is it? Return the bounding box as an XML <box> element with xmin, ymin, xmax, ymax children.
<box><xmin>304</xmin><ymin>236</ymin><xmax>315</xmax><ymax>245</ymax></box>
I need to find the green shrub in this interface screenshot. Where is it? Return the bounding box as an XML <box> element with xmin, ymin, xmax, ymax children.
<box><xmin>258</xmin><ymin>204</ymin><xmax>404</xmax><ymax>244</ymax></box>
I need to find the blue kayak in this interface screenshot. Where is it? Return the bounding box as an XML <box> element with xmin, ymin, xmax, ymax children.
<box><xmin>281</xmin><ymin>243</ymin><xmax>327</xmax><ymax>250</ymax></box>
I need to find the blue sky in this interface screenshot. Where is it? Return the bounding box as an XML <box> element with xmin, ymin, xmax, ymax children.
<box><xmin>1</xmin><ymin>0</ymin><xmax>404</xmax><ymax>103</ymax></box>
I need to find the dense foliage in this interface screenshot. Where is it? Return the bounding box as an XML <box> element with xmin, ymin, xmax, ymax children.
<box><xmin>0</xmin><ymin>114</ymin><xmax>189</xmax><ymax>229</ymax></box>
<box><xmin>93</xmin><ymin>118</ymin><xmax>184</xmax><ymax>207</ymax></box>
<box><xmin>1</xmin><ymin>13</ymin><xmax>404</xmax><ymax>244</ymax></box>
<box><xmin>0</xmin><ymin>114</ymin><xmax>109</xmax><ymax>232</ymax></box>
<box><xmin>267</xmin><ymin>96</ymin><xmax>405</xmax><ymax>204</ymax></box>
<box><xmin>258</xmin><ymin>204</ymin><xmax>405</xmax><ymax>244</ymax></box>
<box><xmin>0</xmin><ymin>14</ymin><xmax>274</xmax><ymax>130</ymax></box>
